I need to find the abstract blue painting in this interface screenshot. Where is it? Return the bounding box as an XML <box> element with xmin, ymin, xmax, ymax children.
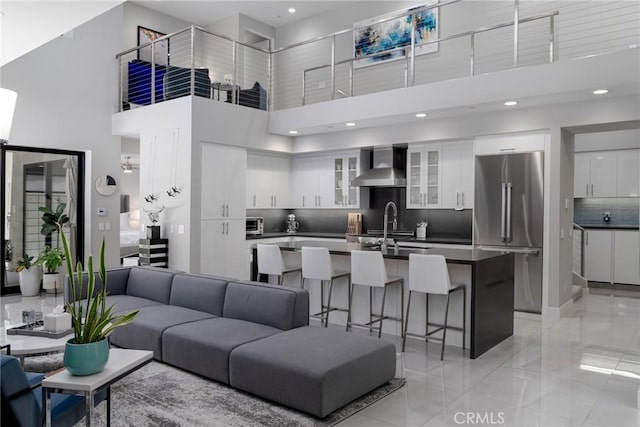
<box><xmin>353</xmin><ymin>5</ymin><xmax>438</xmax><ymax>68</ymax></box>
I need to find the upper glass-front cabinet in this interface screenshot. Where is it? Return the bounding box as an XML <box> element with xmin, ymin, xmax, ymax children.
<box><xmin>407</xmin><ymin>147</ymin><xmax>440</xmax><ymax>208</ymax></box>
<box><xmin>333</xmin><ymin>154</ymin><xmax>359</xmax><ymax>208</ymax></box>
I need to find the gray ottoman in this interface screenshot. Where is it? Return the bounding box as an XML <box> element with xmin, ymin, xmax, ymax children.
<box><xmin>228</xmin><ymin>326</ymin><xmax>396</xmax><ymax>418</ymax></box>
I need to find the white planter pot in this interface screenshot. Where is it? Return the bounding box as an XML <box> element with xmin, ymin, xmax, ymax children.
<box><xmin>43</xmin><ymin>272</ymin><xmax>63</xmax><ymax>292</ymax></box>
<box><xmin>19</xmin><ymin>267</ymin><xmax>42</xmax><ymax>297</ymax></box>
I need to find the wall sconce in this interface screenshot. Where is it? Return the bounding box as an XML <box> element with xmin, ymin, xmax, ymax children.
<box><xmin>0</xmin><ymin>88</ymin><xmax>18</xmax><ymax>145</ymax></box>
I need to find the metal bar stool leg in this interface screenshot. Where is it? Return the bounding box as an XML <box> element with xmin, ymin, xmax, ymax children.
<box><xmin>400</xmin><ymin>281</ymin><xmax>405</xmax><ymax>339</ymax></box>
<box><xmin>369</xmin><ymin>287</ymin><xmax>374</xmax><ymax>333</ymax></box>
<box><xmin>402</xmin><ymin>291</ymin><xmax>413</xmax><ymax>352</ymax></box>
<box><xmin>378</xmin><ymin>286</ymin><xmax>388</xmax><ymax>338</ymax></box>
<box><xmin>425</xmin><ymin>293</ymin><xmax>430</xmax><ymax>342</ymax></box>
<box><xmin>346</xmin><ymin>282</ymin><xmax>354</xmax><ymax>332</ymax></box>
<box><xmin>325</xmin><ymin>279</ymin><xmax>335</xmax><ymax>327</ymax></box>
<box><xmin>320</xmin><ymin>280</ymin><xmax>325</xmax><ymax>325</ymax></box>
<box><xmin>441</xmin><ymin>293</ymin><xmax>451</xmax><ymax>361</ymax></box>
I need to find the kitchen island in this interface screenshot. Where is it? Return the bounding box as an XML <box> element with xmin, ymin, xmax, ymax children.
<box><xmin>251</xmin><ymin>240</ymin><xmax>514</xmax><ymax>359</ymax></box>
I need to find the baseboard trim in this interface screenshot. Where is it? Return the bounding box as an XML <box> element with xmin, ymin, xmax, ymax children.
<box><xmin>542</xmin><ymin>298</ymin><xmax>574</xmax><ymax>320</ymax></box>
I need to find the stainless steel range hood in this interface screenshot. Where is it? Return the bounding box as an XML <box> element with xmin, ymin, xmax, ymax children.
<box><xmin>351</xmin><ymin>146</ymin><xmax>407</xmax><ymax>187</ymax></box>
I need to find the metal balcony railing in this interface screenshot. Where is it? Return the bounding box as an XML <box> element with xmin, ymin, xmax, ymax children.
<box><xmin>115</xmin><ymin>0</ymin><xmax>640</xmax><ymax>113</ymax></box>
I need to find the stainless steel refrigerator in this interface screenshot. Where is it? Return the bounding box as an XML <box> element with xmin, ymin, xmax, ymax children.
<box><xmin>474</xmin><ymin>152</ymin><xmax>544</xmax><ymax>313</ymax></box>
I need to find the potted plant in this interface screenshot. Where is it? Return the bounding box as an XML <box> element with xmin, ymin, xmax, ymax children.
<box><xmin>37</xmin><ymin>246</ymin><xmax>64</xmax><ymax>292</ymax></box>
<box><xmin>39</xmin><ymin>203</ymin><xmax>70</xmax><ymax>248</ymax></box>
<box><xmin>16</xmin><ymin>253</ymin><xmax>42</xmax><ymax>297</ymax></box>
<box><xmin>61</xmin><ymin>233</ymin><xmax>138</xmax><ymax>376</ymax></box>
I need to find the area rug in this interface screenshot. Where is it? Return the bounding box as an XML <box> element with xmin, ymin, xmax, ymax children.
<box><xmin>25</xmin><ymin>354</ymin><xmax>405</xmax><ymax>426</ymax></box>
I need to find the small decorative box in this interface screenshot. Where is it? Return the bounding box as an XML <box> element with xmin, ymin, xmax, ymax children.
<box><xmin>44</xmin><ymin>312</ymin><xmax>72</xmax><ymax>333</ymax></box>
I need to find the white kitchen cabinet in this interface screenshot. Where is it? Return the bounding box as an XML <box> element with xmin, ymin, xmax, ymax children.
<box><xmin>613</xmin><ymin>230</ymin><xmax>640</xmax><ymax>285</ymax></box>
<box><xmin>332</xmin><ymin>153</ymin><xmax>359</xmax><ymax>208</ymax></box>
<box><xmin>201</xmin><ymin>219</ymin><xmax>248</xmax><ymax>280</ymax></box>
<box><xmin>584</xmin><ymin>229</ymin><xmax>613</xmax><ymax>283</ymax></box>
<box><xmin>201</xmin><ymin>143</ymin><xmax>246</xmax><ymax>220</ymax></box>
<box><xmin>616</xmin><ymin>149</ymin><xmax>640</xmax><ymax>197</ymax></box>
<box><xmin>406</xmin><ymin>145</ymin><xmax>441</xmax><ymax>208</ymax></box>
<box><xmin>200</xmin><ymin>143</ymin><xmax>247</xmax><ymax>279</ymax></box>
<box><xmin>292</xmin><ymin>155</ymin><xmax>333</xmax><ymax>208</ymax></box>
<box><xmin>292</xmin><ymin>153</ymin><xmax>358</xmax><ymax>208</ymax></box>
<box><xmin>474</xmin><ymin>133</ymin><xmax>547</xmax><ymax>155</ymax></box>
<box><xmin>247</xmin><ymin>153</ymin><xmax>291</xmax><ymax>209</ymax></box>
<box><xmin>441</xmin><ymin>143</ymin><xmax>474</xmax><ymax>209</ymax></box>
<box><xmin>574</xmin><ymin>151</ymin><xmax>618</xmax><ymax>197</ymax></box>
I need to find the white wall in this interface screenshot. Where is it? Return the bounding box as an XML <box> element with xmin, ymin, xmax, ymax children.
<box><xmin>1</xmin><ymin>5</ymin><xmax>125</xmax><ymax>266</ymax></box>
<box><xmin>0</xmin><ymin>0</ymin><xmax>124</xmax><ymax>66</ymax></box>
<box><xmin>575</xmin><ymin>129</ymin><xmax>640</xmax><ymax>152</ymax></box>
<box><xmin>122</xmin><ymin>2</ymin><xmax>191</xmax><ymax>51</ymax></box>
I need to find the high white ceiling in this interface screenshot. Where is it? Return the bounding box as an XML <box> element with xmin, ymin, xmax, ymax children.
<box><xmin>132</xmin><ymin>0</ymin><xmax>362</xmax><ymax>27</ymax></box>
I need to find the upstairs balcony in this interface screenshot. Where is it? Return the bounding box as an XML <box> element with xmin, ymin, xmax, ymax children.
<box><xmin>115</xmin><ymin>0</ymin><xmax>640</xmax><ymax>135</ymax></box>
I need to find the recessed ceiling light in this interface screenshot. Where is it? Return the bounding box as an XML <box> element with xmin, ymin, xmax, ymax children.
<box><xmin>288</xmin><ymin>130</ymin><xmax>298</xmax><ymax>135</ymax></box>
<box><xmin>504</xmin><ymin>101</ymin><xmax>518</xmax><ymax>106</ymax></box>
<box><xmin>593</xmin><ymin>89</ymin><xmax>609</xmax><ymax>95</ymax></box>
<box><xmin>415</xmin><ymin>113</ymin><xmax>427</xmax><ymax>118</ymax></box>
<box><xmin>288</xmin><ymin>8</ymin><xmax>296</xmax><ymax>13</ymax></box>
<box><xmin>345</xmin><ymin>122</ymin><xmax>356</xmax><ymax>127</ymax></box>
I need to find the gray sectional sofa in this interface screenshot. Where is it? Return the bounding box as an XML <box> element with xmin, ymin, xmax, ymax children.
<box><xmin>66</xmin><ymin>266</ymin><xmax>396</xmax><ymax>418</ymax></box>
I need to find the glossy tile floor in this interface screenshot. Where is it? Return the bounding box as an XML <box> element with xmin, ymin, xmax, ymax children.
<box><xmin>2</xmin><ymin>291</ymin><xmax>639</xmax><ymax>427</ymax></box>
<box><xmin>340</xmin><ymin>291</ymin><xmax>640</xmax><ymax>427</ymax></box>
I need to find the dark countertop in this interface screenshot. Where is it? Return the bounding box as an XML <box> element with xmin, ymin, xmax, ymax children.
<box><xmin>247</xmin><ymin>232</ymin><xmax>472</xmax><ymax>245</ymax></box>
<box><xmin>251</xmin><ymin>240</ymin><xmax>509</xmax><ymax>265</ymax></box>
<box><xmin>246</xmin><ymin>232</ymin><xmax>348</xmax><ymax>240</ymax></box>
<box><xmin>577</xmin><ymin>224</ymin><xmax>639</xmax><ymax>230</ymax></box>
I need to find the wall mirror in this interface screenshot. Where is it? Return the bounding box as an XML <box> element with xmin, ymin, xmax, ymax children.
<box><xmin>95</xmin><ymin>175</ymin><xmax>117</xmax><ymax>196</ymax></box>
<box><xmin>1</xmin><ymin>146</ymin><xmax>85</xmax><ymax>295</ymax></box>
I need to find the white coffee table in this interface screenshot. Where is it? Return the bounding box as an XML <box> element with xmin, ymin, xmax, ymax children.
<box><xmin>0</xmin><ymin>326</ymin><xmax>72</xmax><ymax>365</ymax></box>
<box><xmin>42</xmin><ymin>348</ymin><xmax>153</xmax><ymax>427</ymax></box>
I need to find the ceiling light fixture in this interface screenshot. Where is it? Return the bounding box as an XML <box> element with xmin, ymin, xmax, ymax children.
<box><xmin>504</xmin><ymin>101</ymin><xmax>518</xmax><ymax>106</ymax></box>
<box><xmin>415</xmin><ymin>113</ymin><xmax>427</xmax><ymax>118</ymax></box>
<box><xmin>593</xmin><ymin>89</ymin><xmax>609</xmax><ymax>95</ymax></box>
<box><xmin>289</xmin><ymin>130</ymin><xmax>298</xmax><ymax>135</ymax></box>
<box><xmin>288</xmin><ymin>8</ymin><xmax>296</xmax><ymax>13</ymax></box>
<box><xmin>345</xmin><ymin>122</ymin><xmax>356</xmax><ymax>127</ymax></box>
<box><xmin>121</xmin><ymin>155</ymin><xmax>138</xmax><ymax>174</ymax></box>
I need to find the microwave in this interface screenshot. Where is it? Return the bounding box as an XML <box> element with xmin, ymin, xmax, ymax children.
<box><xmin>246</xmin><ymin>217</ymin><xmax>264</xmax><ymax>235</ymax></box>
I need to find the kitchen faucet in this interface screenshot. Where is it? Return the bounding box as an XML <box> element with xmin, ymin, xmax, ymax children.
<box><xmin>382</xmin><ymin>201</ymin><xmax>398</xmax><ymax>250</ymax></box>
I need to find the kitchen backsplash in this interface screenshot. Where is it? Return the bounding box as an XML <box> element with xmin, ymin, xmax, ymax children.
<box><xmin>574</xmin><ymin>198</ymin><xmax>640</xmax><ymax>226</ymax></box>
<box><xmin>248</xmin><ymin>187</ymin><xmax>473</xmax><ymax>239</ymax></box>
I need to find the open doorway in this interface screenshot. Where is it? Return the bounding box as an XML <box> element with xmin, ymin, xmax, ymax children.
<box><xmin>244</xmin><ymin>29</ymin><xmax>271</xmax><ymax>50</ymax></box>
<box><xmin>120</xmin><ymin>139</ymin><xmax>141</xmax><ymax>266</ymax></box>
<box><xmin>567</xmin><ymin>124</ymin><xmax>640</xmax><ymax>296</ymax></box>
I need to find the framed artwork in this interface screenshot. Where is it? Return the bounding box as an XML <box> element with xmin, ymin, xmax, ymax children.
<box><xmin>137</xmin><ymin>26</ymin><xmax>169</xmax><ymax>66</ymax></box>
<box><xmin>353</xmin><ymin>3</ymin><xmax>438</xmax><ymax>69</ymax></box>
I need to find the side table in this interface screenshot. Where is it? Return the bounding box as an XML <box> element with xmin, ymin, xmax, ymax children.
<box><xmin>42</xmin><ymin>348</ymin><xmax>153</xmax><ymax>427</ymax></box>
<box><xmin>211</xmin><ymin>82</ymin><xmax>239</xmax><ymax>104</ymax></box>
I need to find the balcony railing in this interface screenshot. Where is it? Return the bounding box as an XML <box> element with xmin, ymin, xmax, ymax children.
<box><xmin>115</xmin><ymin>0</ymin><xmax>639</xmax><ymax>113</ymax></box>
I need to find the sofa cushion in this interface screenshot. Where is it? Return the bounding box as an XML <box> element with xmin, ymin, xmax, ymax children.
<box><xmin>162</xmin><ymin>317</ymin><xmax>280</xmax><ymax>384</ymax></box>
<box><xmin>229</xmin><ymin>326</ymin><xmax>396</xmax><ymax>418</ymax></box>
<box><xmin>169</xmin><ymin>274</ymin><xmax>228</xmax><ymax>315</ymax></box>
<box><xmin>109</xmin><ymin>305</ymin><xmax>214</xmax><ymax>360</ymax></box>
<box><xmin>106</xmin><ymin>295</ymin><xmax>164</xmax><ymax>314</ymax></box>
<box><xmin>126</xmin><ymin>267</ymin><xmax>178</xmax><ymax>304</ymax></box>
<box><xmin>65</xmin><ymin>267</ymin><xmax>131</xmax><ymax>303</ymax></box>
<box><xmin>223</xmin><ymin>281</ymin><xmax>309</xmax><ymax>331</ymax></box>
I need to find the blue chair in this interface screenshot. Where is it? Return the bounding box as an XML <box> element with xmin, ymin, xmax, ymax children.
<box><xmin>0</xmin><ymin>355</ymin><xmax>104</xmax><ymax>427</ymax></box>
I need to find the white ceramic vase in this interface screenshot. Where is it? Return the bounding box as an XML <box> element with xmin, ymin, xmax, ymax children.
<box><xmin>19</xmin><ymin>267</ymin><xmax>42</xmax><ymax>296</ymax></box>
<box><xmin>43</xmin><ymin>272</ymin><xmax>63</xmax><ymax>293</ymax></box>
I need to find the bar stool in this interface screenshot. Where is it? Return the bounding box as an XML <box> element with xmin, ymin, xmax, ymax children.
<box><xmin>257</xmin><ymin>244</ymin><xmax>301</xmax><ymax>286</ymax></box>
<box><xmin>301</xmin><ymin>247</ymin><xmax>351</xmax><ymax>327</ymax></box>
<box><xmin>347</xmin><ymin>250</ymin><xmax>404</xmax><ymax>338</ymax></box>
<box><xmin>402</xmin><ymin>254</ymin><xmax>466</xmax><ymax>361</ymax></box>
